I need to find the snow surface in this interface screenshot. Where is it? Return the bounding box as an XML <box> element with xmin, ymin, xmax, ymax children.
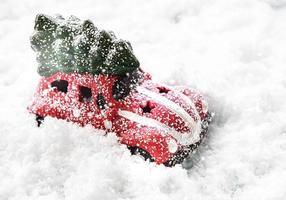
<box><xmin>1</xmin><ymin>0</ymin><xmax>286</xmax><ymax>199</ymax></box>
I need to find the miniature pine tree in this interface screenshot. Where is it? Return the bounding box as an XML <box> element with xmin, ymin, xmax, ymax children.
<box><xmin>30</xmin><ymin>14</ymin><xmax>140</xmax><ymax>77</ymax></box>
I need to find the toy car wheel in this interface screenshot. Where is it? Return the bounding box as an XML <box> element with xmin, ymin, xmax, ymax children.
<box><xmin>36</xmin><ymin>114</ymin><xmax>44</xmax><ymax>127</ymax></box>
<box><xmin>128</xmin><ymin>146</ymin><xmax>155</xmax><ymax>162</ymax></box>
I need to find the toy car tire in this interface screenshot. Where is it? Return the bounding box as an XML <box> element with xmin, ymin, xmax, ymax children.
<box><xmin>36</xmin><ymin>114</ymin><xmax>44</xmax><ymax>127</ymax></box>
<box><xmin>128</xmin><ymin>146</ymin><xmax>155</xmax><ymax>162</ymax></box>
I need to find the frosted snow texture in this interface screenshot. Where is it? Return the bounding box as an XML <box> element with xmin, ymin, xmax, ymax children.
<box><xmin>1</xmin><ymin>0</ymin><xmax>286</xmax><ymax>199</ymax></box>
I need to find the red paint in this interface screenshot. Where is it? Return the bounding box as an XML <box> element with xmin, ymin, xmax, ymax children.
<box><xmin>28</xmin><ymin>71</ymin><xmax>209</xmax><ymax>164</ymax></box>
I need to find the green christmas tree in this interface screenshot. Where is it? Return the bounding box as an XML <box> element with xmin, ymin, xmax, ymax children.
<box><xmin>30</xmin><ymin>14</ymin><xmax>140</xmax><ymax>77</ymax></box>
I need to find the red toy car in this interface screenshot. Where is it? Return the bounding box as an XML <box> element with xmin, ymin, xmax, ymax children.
<box><xmin>28</xmin><ymin>70</ymin><xmax>212</xmax><ymax>166</ymax></box>
<box><xmin>28</xmin><ymin>14</ymin><xmax>212</xmax><ymax>166</ymax></box>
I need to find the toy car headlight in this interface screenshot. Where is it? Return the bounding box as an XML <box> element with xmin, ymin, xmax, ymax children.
<box><xmin>167</xmin><ymin>138</ymin><xmax>178</xmax><ymax>154</ymax></box>
<box><xmin>201</xmin><ymin>99</ymin><xmax>208</xmax><ymax>114</ymax></box>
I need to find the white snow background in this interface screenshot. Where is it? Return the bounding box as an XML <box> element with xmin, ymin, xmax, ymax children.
<box><xmin>1</xmin><ymin>0</ymin><xmax>286</xmax><ymax>199</ymax></box>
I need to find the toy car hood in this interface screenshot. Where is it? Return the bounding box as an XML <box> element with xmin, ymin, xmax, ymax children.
<box><xmin>113</xmin><ymin>80</ymin><xmax>208</xmax><ymax>146</ymax></box>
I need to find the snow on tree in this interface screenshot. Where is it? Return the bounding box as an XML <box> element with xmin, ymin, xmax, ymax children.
<box><xmin>30</xmin><ymin>14</ymin><xmax>140</xmax><ymax>77</ymax></box>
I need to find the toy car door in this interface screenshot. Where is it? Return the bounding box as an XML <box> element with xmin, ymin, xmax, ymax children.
<box><xmin>68</xmin><ymin>74</ymin><xmax>105</xmax><ymax>129</ymax></box>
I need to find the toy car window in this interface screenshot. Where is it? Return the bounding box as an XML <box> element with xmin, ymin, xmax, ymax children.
<box><xmin>112</xmin><ymin>70</ymin><xmax>141</xmax><ymax>101</ymax></box>
<box><xmin>96</xmin><ymin>93</ymin><xmax>106</xmax><ymax>109</ymax></box>
<box><xmin>50</xmin><ymin>80</ymin><xmax>68</xmax><ymax>93</ymax></box>
<box><xmin>79</xmin><ymin>86</ymin><xmax>92</xmax><ymax>103</ymax></box>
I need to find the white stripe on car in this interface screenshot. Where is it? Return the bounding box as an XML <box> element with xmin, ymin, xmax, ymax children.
<box><xmin>137</xmin><ymin>86</ymin><xmax>200</xmax><ymax>134</ymax></box>
<box><xmin>118</xmin><ymin>110</ymin><xmax>200</xmax><ymax>145</ymax></box>
<box><xmin>168</xmin><ymin>86</ymin><xmax>201</xmax><ymax>121</ymax></box>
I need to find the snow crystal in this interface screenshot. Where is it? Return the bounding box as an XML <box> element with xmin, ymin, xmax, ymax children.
<box><xmin>72</xmin><ymin>108</ymin><xmax>81</xmax><ymax>118</ymax></box>
<box><xmin>104</xmin><ymin>120</ymin><xmax>112</xmax><ymax>129</ymax></box>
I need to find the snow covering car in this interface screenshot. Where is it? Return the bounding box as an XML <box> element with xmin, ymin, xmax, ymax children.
<box><xmin>28</xmin><ymin>70</ymin><xmax>212</xmax><ymax>166</ymax></box>
<box><xmin>28</xmin><ymin>14</ymin><xmax>212</xmax><ymax>166</ymax></box>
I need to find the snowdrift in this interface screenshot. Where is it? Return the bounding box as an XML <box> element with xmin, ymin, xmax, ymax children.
<box><xmin>1</xmin><ymin>0</ymin><xmax>286</xmax><ymax>199</ymax></box>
